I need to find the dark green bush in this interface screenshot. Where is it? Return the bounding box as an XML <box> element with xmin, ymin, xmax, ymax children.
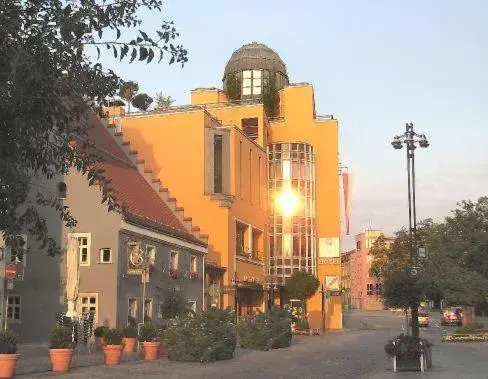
<box><xmin>384</xmin><ymin>334</ymin><xmax>432</xmax><ymax>359</ymax></box>
<box><xmin>94</xmin><ymin>326</ymin><xmax>109</xmax><ymax>337</ymax></box>
<box><xmin>237</xmin><ymin>307</ymin><xmax>292</xmax><ymax>351</ymax></box>
<box><xmin>295</xmin><ymin>318</ymin><xmax>310</xmax><ymax>329</ymax></box>
<box><xmin>50</xmin><ymin>326</ymin><xmax>74</xmax><ymax>349</ymax></box>
<box><xmin>104</xmin><ymin>329</ymin><xmax>123</xmax><ymax>345</ymax></box>
<box><xmin>139</xmin><ymin>323</ymin><xmax>158</xmax><ymax>342</ymax></box>
<box><xmin>455</xmin><ymin>322</ymin><xmax>485</xmax><ymax>334</ymax></box>
<box><xmin>164</xmin><ymin>307</ymin><xmax>236</xmax><ymax>362</ymax></box>
<box><xmin>0</xmin><ymin>330</ymin><xmax>17</xmax><ymax>354</ymax></box>
<box><xmin>122</xmin><ymin>325</ymin><xmax>138</xmax><ymax>338</ymax></box>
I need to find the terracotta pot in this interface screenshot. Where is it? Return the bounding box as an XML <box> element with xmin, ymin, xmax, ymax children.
<box><xmin>95</xmin><ymin>337</ymin><xmax>106</xmax><ymax>350</ymax></box>
<box><xmin>159</xmin><ymin>340</ymin><xmax>168</xmax><ymax>357</ymax></box>
<box><xmin>49</xmin><ymin>349</ymin><xmax>73</xmax><ymax>373</ymax></box>
<box><xmin>122</xmin><ymin>337</ymin><xmax>136</xmax><ymax>353</ymax></box>
<box><xmin>142</xmin><ymin>341</ymin><xmax>160</xmax><ymax>361</ymax></box>
<box><xmin>0</xmin><ymin>354</ymin><xmax>19</xmax><ymax>378</ymax></box>
<box><xmin>103</xmin><ymin>345</ymin><xmax>123</xmax><ymax>365</ymax></box>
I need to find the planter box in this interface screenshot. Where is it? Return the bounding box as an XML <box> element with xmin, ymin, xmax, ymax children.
<box><xmin>393</xmin><ymin>347</ymin><xmax>432</xmax><ymax>372</ymax></box>
<box><xmin>293</xmin><ymin>328</ymin><xmax>320</xmax><ymax>336</ymax></box>
<box><xmin>444</xmin><ymin>334</ymin><xmax>488</xmax><ymax>342</ymax></box>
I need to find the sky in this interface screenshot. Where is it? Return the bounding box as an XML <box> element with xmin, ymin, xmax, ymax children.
<box><xmin>96</xmin><ymin>0</ymin><xmax>488</xmax><ymax>249</ymax></box>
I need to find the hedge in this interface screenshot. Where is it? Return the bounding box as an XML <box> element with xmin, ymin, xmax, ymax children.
<box><xmin>237</xmin><ymin>307</ymin><xmax>292</xmax><ymax>351</ymax></box>
<box><xmin>164</xmin><ymin>307</ymin><xmax>236</xmax><ymax>362</ymax></box>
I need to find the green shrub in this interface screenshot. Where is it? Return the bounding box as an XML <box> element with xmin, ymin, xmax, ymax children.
<box><xmin>164</xmin><ymin>307</ymin><xmax>236</xmax><ymax>362</ymax></box>
<box><xmin>0</xmin><ymin>330</ymin><xmax>17</xmax><ymax>354</ymax></box>
<box><xmin>104</xmin><ymin>329</ymin><xmax>123</xmax><ymax>345</ymax></box>
<box><xmin>455</xmin><ymin>322</ymin><xmax>485</xmax><ymax>334</ymax></box>
<box><xmin>295</xmin><ymin>318</ymin><xmax>310</xmax><ymax>329</ymax></box>
<box><xmin>50</xmin><ymin>326</ymin><xmax>74</xmax><ymax>349</ymax></box>
<box><xmin>384</xmin><ymin>334</ymin><xmax>432</xmax><ymax>359</ymax></box>
<box><xmin>237</xmin><ymin>307</ymin><xmax>292</xmax><ymax>351</ymax></box>
<box><xmin>122</xmin><ymin>325</ymin><xmax>138</xmax><ymax>338</ymax></box>
<box><xmin>94</xmin><ymin>326</ymin><xmax>109</xmax><ymax>337</ymax></box>
<box><xmin>139</xmin><ymin>323</ymin><xmax>158</xmax><ymax>342</ymax></box>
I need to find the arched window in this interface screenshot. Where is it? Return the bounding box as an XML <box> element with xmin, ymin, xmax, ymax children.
<box><xmin>57</xmin><ymin>182</ymin><xmax>67</xmax><ymax>199</ymax></box>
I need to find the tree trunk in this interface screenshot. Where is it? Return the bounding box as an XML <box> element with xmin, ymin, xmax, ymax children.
<box><xmin>462</xmin><ymin>306</ymin><xmax>476</xmax><ymax>326</ymax></box>
<box><xmin>411</xmin><ymin>306</ymin><xmax>420</xmax><ymax>338</ymax></box>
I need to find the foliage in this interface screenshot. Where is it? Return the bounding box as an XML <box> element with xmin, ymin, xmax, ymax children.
<box><xmin>237</xmin><ymin>308</ymin><xmax>292</xmax><ymax>351</ymax></box>
<box><xmin>154</xmin><ymin>92</ymin><xmax>175</xmax><ymax>109</ymax></box>
<box><xmin>454</xmin><ymin>323</ymin><xmax>485</xmax><ymax>335</ymax></box>
<box><xmin>0</xmin><ymin>0</ymin><xmax>187</xmax><ymax>256</ymax></box>
<box><xmin>104</xmin><ymin>329</ymin><xmax>123</xmax><ymax>345</ymax></box>
<box><xmin>295</xmin><ymin>318</ymin><xmax>310</xmax><ymax>330</ymax></box>
<box><xmin>224</xmin><ymin>73</ymin><xmax>241</xmax><ymax>101</ymax></box>
<box><xmin>283</xmin><ymin>271</ymin><xmax>320</xmax><ymax>311</ymax></box>
<box><xmin>381</xmin><ymin>269</ymin><xmax>433</xmax><ymax>310</ymax></box>
<box><xmin>139</xmin><ymin>322</ymin><xmax>158</xmax><ymax>342</ymax></box>
<box><xmin>50</xmin><ymin>326</ymin><xmax>74</xmax><ymax>349</ymax></box>
<box><xmin>118</xmin><ymin>81</ymin><xmax>139</xmax><ymax>113</ymax></box>
<box><xmin>0</xmin><ymin>330</ymin><xmax>17</xmax><ymax>354</ymax></box>
<box><xmin>262</xmin><ymin>71</ymin><xmax>280</xmax><ymax>117</ymax></box>
<box><xmin>127</xmin><ymin>316</ymin><xmax>137</xmax><ymax>328</ymax></box>
<box><xmin>94</xmin><ymin>326</ymin><xmax>109</xmax><ymax>338</ymax></box>
<box><xmin>368</xmin><ymin>235</ymin><xmax>393</xmax><ymax>279</ymax></box>
<box><xmin>164</xmin><ymin>307</ymin><xmax>236</xmax><ymax>362</ymax></box>
<box><xmin>384</xmin><ymin>334</ymin><xmax>432</xmax><ymax>359</ymax></box>
<box><xmin>159</xmin><ymin>289</ymin><xmax>187</xmax><ymax>320</ymax></box>
<box><xmin>122</xmin><ymin>325</ymin><xmax>138</xmax><ymax>339</ymax></box>
<box><xmin>131</xmin><ymin>93</ymin><xmax>153</xmax><ymax>111</ymax></box>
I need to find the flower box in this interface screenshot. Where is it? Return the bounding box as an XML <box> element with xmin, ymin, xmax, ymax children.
<box><xmin>170</xmin><ymin>268</ymin><xmax>179</xmax><ymax>279</ymax></box>
<box><xmin>190</xmin><ymin>271</ymin><xmax>199</xmax><ymax>280</ymax></box>
<box><xmin>385</xmin><ymin>334</ymin><xmax>432</xmax><ymax>372</ymax></box>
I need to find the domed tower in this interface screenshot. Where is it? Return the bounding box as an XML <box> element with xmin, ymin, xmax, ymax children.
<box><xmin>223</xmin><ymin>42</ymin><xmax>289</xmax><ymax>103</ymax></box>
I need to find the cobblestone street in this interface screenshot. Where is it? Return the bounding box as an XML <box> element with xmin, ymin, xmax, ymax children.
<box><xmin>16</xmin><ymin>311</ymin><xmax>488</xmax><ymax>379</ymax></box>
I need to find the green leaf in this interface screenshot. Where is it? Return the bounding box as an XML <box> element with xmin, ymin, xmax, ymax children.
<box><xmin>96</xmin><ymin>46</ymin><xmax>100</xmax><ymax>60</ymax></box>
<box><xmin>116</xmin><ymin>28</ymin><xmax>121</xmax><ymax>40</ymax></box>
<box><xmin>147</xmin><ymin>49</ymin><xmax>154</xmax><ymax>64</ymax></box>
<box><xmin>139</xmin><ymin>47</ymin><xmax>148</xmax><ymax>61</ymax></box>
<box><xmin>139</xmin><ymin>30</ymin><xmax>149</xmax><ymax>41</ymax></box>
<box><xmin>130</xmin><ymin>48</ymin><xmax>137</xmax><ymax>63</ymax></box>
<box><xmin>112</xmin><ymin>45</ymin><xmax>117</xmax><ymax>58</ymax></box>
<box><xmin>120</xmin><ymin>45</ymin><xmax>129</xmax><ymax>61</ymax></box>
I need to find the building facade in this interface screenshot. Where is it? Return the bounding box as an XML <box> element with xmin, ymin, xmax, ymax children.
<box><xmin>1</xmin><ymin>119</ymin><xmax>207</xmax><ymax>342</ymax></box>
<box><xmin>104</xmin><ymin>42</ymin><xmax>342</xmax><ymax>329</ymax></box>
<box><xmin>350</xmin><ymin>230</ymin><xmax>393</xmax><ymax>310</ymax></box>
<box><xmin>341</xmin><ymin>250</ymin><xmax>354</xmax><ymax>309</ymax></box>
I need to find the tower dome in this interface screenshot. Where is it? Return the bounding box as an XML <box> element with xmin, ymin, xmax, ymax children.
<box><xmin>223</xmin><ymin>42</ymin><xmax>288</xmax><ymax>80</ymax></box>
<box><xmin>223</xmin><ymin>42</ymin><xmax>289</xmax><ymax>101</ymax></box>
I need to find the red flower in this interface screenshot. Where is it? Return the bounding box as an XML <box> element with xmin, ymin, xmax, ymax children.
<box><xmin>190</xmin><ymin>271</ymin><xmax>199</xmax><ymax>280</ymax></box>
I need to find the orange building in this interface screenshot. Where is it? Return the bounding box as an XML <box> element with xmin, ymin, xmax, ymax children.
<box><xmin>103</xmin><ymin>42</ymin><xmax>342</xmax><ymax>328</ymax></box>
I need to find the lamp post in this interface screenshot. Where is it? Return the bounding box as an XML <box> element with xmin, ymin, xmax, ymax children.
<box><xmin>392</xmin><ymin>122</ymin><xmax>429</xmax><ymax>338</ymax></box>
<box><xmin>231</xmin><ymin>275</ymin><xmax>240</xmax><ymax>323</ymax></box>
<box><xmin>264</xmin><ymin>275</ymin><xmax>279</xmax><ymax>312</ymax></box>
<box><xmin>319</xmin><ymin>284</ymin><xmax>327</xmax><ymax>331</ymax></box>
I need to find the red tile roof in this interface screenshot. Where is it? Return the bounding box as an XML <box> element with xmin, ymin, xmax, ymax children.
<box><xmin>85</xmin><ymin>116</ymin><xmax>205</xmax><ymax>246</ymax></box>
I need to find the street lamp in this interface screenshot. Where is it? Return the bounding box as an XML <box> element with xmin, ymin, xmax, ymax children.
<box><xmin>277</xmin><ymin>186</ymin><xmax>299</xmax><ymax>217</ymax></box>
<box><xmin>391</xmin><ymin>122</ymin><xmax>429</xmax><ymax>338</ymax></box>
<box><xmin>264</xmin><ymin>275</ymin><xmax>279</xmax><ymax>311</ymax></box>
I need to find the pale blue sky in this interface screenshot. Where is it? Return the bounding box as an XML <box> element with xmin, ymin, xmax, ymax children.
<box><xmin>96</xmin><ymin>1</ymin><xmax>488</xmax><ymax>246</ymax></box>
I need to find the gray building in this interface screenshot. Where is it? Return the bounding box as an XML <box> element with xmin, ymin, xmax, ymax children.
<box><xmin>1</xmin><ymin>118</ymin><xmax>207</xmax><ymax>342</ymax></box>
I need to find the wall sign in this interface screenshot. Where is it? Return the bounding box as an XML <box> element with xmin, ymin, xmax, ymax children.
<box><xmin>318</xmin><ymin>257</ymin><xmax>341</xmax><ymax>265</ymax></box>
<box><xmin>319</xmin><ymin>237</ymin><xmax>340</xmax><ymax>258</ymax></box>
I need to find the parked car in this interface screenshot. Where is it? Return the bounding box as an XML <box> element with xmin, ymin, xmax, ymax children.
<box><xmin>441</xmin><ymin>306</ymin><xmax>462</xmax><ymax>326</ymax></box>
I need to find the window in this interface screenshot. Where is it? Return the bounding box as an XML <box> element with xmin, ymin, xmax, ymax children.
<box><xmin>128</xmin><ymin>297</ymin><xmax>137</xmax><ymax>324</ymax></box>
<box><xmin>71</xmin><ymin>233</ymin><xmax>91</xmax><ymax>266</ymax></box>
<box><xmin>170</xmin><ymin>251</ymin><xmax>178</xmax><ymax>270</ymax></box>
<box><xmin>57</xmin><ymin>182</ymin><xmax>67</xmax><ymax>199</ymax></box>
<box><xmin>7</xmin><ymin>295</ymin><xmax>21</xmax><ymax>322</ymax></box>
<box><xmin>236</xmin><ymin>221</ymin><xmax>248</xmax><ymax>257</ymax></box>
<box><xmin>242</xmin><ymin>70</ymin><xmax>262</xmax><ymax>97</ymax></box>
<box><xmin>241</xmin><ymin>118</ymin><xmax>258</xmax><ymax>141</ymax></box>
<box><xmin>375</xmin><ymin>283</ymin><xmax>382</xmax><ymax>295</ymax></box>
<box><xmin>249</xmin><ymin>149</ymin><xmax>252</xmax><ymax>204</ymax></box>
<box><xmin>213</xmin><ymin>135</ymin><xmax>223</xmax><ymax>193</ymax></box>
<box><xmin>144</xmin><ymin>298</ymin><xmax>153</xmax><ymax>322</ymax></box>
<box><xmin>188</xmin><ymin>301</ymin><xmax>197</xmax><ymax>313</ymax></box>
<box><xmin>146</xmin><ymin>245</ymin><xmax>156</xmax><ymax>265</ymax></box>
<box><xmin>239</xmin><ymin>141</ymin><xmax>242</xmax><ymax>198</ymax></box>
<box><xmin>356</xmin><ymin>240</ymin><xmax>361</xmax><ymax>251</ymax></box>
<box><xmin>79</xmin><ymin>293</ymin><xmax>98</xmax><ymax>322</ymax></box>
<box><xmin>190</xmin><ymin>255</ymin><xmax>197</xmax><ymax>272</ymax></box>
<box><xmin>99</xmin><ymin>248</ymin><xmax>112</xmax><ymax>263</ymax></box>
<box><xmin>366</xmin><ymin>284</ymin><xmax>374</xmax><ymax>296</ymax></box>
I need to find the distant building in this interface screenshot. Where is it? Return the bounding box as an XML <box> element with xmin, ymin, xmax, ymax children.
<box><xmin>349</xmin><ymin>230</ymin><xmax>393</xmax><ymax>310</ymax></box>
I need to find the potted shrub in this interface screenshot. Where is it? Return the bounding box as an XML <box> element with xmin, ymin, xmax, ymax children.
<box><xmin>49</xmin><ymin>326</ymin><xmax>74</xmax><ymax>373</ymax></box>
<box><xmin>294</xmin><ymin>318</ymin><xmax>310</xmax><ymax>335</ymax></box>
<box><xmin>121</xmin><ymin>325</ymin><xmax>138</xmax><ymax>353</ymax></box>
<box><xmin>102</xmin><ymin>329</ymin><xmax>124</xmax><ymax>365</ymax></box>
<box><xmin>139</xmin><ymin>323</ymin><xmax>160</xmax><ymax>360</ymax></box>
<box><xmin>157</xmin><ymin>322</ymin><xmax>169</xmax><ymax>357</ymax></box>
<box><xmin>94</xmin><ymin>326</ymin><xmax>109</xmax><ymax>350</ymax></box>
<box><xmin>0</xmin><ymin>330</ymin><xmax>18</xmax><ymax>378</ymax></box>
<box><xmin>385</xmin><ymin>334</ymin><xmax>432</xmax><ymax>372</ymax></box>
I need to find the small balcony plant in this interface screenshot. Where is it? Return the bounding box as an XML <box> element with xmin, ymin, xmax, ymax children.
<box><xmin>139</xmin><ymin>323</ymin><xmax>160</xmax><ymax>360</ymax></box>
<box><xmin>102</xmin><ymin>329</ymin><xmax>124</xmax><ymax>365</ymax></box>
<box><xmin>190</xmin><ymin>271</ymin><xmax>199</xmax><ymax>280</ymax></box>
<box><xmin>122</xmin><ymin>325</ymin><xmax>138</xmax><ymax>353</ymax></box>
<box><xmin>49</xmin><ymin>326</ymin><xmax>74</xmax><ymax>373</ymax></box>
<box><xmin>170</xmin><ymin>268</ymin><xmax>179</xmax><ymax>279</ymax></box>
<box><xmin>0</xmin><ymin>329</ymin><xmax>18</xmax><ymax>378</ymax></box>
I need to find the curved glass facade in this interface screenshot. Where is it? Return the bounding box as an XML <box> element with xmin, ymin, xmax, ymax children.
<box><xmin>268</xmin><ymin>143</ymin><xmax>317</xmax><ymax>283</ymax></box>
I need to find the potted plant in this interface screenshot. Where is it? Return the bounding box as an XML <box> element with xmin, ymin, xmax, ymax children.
<box><xmin>94</xmin><ymin>326</ymin><xmax>109</xmax><ymax>350</ymax></box>
<box><xmin>170</xmin><ymin>268</ymin><xmax>179</xmax><ymax>280</ymax></box>
<box><xmin>102</xmin><ymin>329</ymin><xmax>124</xmax><ymax>365</ymax></box>
<box><xmin>139</xmin><ymin>323</ymin><xmax>160</xmax><ymax>360</ymax></box>
<box><xmin>385</xmin><ymin>334</ymin><xmax>432</xmax><ymax>372</ymax></box>
<box><xmin>190</xmin><ymin>271</ymin><xmax>199</xmax><ymax>280</ymax></box>
<box><xmin>0</xmin><ymin>330</ymin><xmax>18</xmax><ymax>378</ymax></box>
<box><xmin>121</xmin><ymin>325</ymin><xmax>138</xmax><ymax>353</ymax></box>
<box><xmin>49</xmin><ymin>326</ymin><xmax>74</xmax><ymax>373</ymax></box>
<box><xmin>294</xmin><ymin>318</ymin><xmax>311</xmax><ymax>335</ymax></box>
